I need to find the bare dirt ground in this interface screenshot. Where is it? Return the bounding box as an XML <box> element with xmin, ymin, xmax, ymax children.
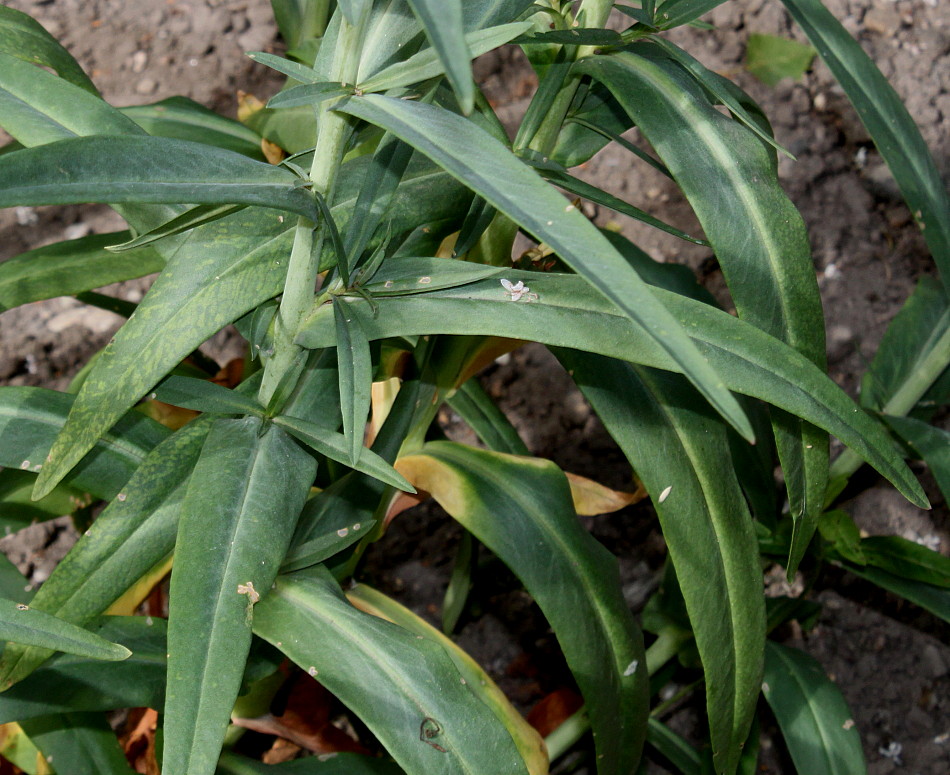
<box><xmin>0</xmin><ymin>1</ymin><xmax>948</xmax><ymax>772</ymax></box>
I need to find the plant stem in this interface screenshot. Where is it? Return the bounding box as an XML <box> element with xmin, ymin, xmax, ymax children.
<box><xmin>259</xmin><ymin>12</ymin><xmax>368</xmax><ymax>405</ymax></box>
<box><xmin>829</xmin><ymin>320</ymin><xmax>950</xmax><ymax>482</ymax></box>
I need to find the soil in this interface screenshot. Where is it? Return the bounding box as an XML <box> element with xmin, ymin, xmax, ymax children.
<box><xmin>1</xmin><ymin>1</ymin><xmax>948</xmax><ymax>773</ymax></box>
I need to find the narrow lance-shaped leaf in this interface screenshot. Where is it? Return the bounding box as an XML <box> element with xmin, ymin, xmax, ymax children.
<box><xmin>335</xmin><ymin>93</ymin><xmax>753</xmax><ymax>442</ymax></box>
<box><xmin>0</xmin><ymin>599</ymin><xmax>131</xmax><ymax>662</ymax></box>
<box><xmin>0</xmin><ymin>6</ymin><xmax>98</xmax><ymax>93</ymax></box>
<box><xmin>0</xmin><ymin>386</ymin><xmax>168</xmax><ymax>502</ymax></box>
<box><xmin>781</xmin><ymin>0</ymin><xmax>950</xmax><ymax>289</ymax></box>
<box><xmin>334</xmin><ymin>300</ymin><xmax>372</xmax><ymax>465</ymax></box>
<box><xmin>347</xmin><ymin>583</ymin><xmax>548</xmax><ymax>775</ymax></box>
<box><xmin>253</xmin><ymin>565</ymin><xmax>531</xmax><ymax>775</ymax></box>
<box><xmin>21</xmin><ymin>713</ymin><xmax>137</xmax><ymax>775</ymax></box>
<box><xmin>0</xmin><ymin>231</ymin><xmax>164</xmax><ymax>312</ymax></box>
<box><xmin>0</xmin><ymin>616</ymin><xmax>168</xmax><ymax>722</ymax></box>
<box><xmin>0</xmin><ymin>417</ymin><xmax>210</xmax><ymax>690</ymax></box>
<box><xmin>577</xmin><ymin>46</ymin><xmax>828</xmax><ymax>576</ymax></box>
<box><xmin>395</xmin><ymin>442</ymin><xmax>649</xmax><ymax>775</ymax></box>
<box><xmin>163</xmin><ymin>417</ymin><xmax>315</xmax><ymax>775</ymax></box>
<box><xmin>296</xmin><ymin>275</ymin><xmax>928</xmax><ymax>508</ymax></box>
<box><xmin>556</xmin><ymin>351</ymin><xmax>764</xmax><ymax>775</ymax></box>
<box><xmin>763</xmin><ymin>642</ymin><xmax>866</xmax><ymax>775</ymax></box>
<box><xmin>0</xmin><ymin>136</ymin><xmax>317</xmax><ymax>220</ymax></box>
<box><xmin>405</xmin><ymin>0</ymin><xmax>473</xmax><ymax>113</ymax></box>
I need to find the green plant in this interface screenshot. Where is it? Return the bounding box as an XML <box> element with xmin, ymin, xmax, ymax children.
<box><xmin>0</xmin><ymin>1</ymin><xmax>947</xmax><ymax>774</ymax></box>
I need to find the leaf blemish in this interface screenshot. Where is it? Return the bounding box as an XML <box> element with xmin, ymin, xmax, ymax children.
<box><xmin>623</xmin><ymin>659</ymin><xmax>639</xmax><ymax>676</ymax></box>
<box><xmin>337</xmin><ymin>527</ymin><xmax>349</xmax><ymax>538</ymax></box>
<box><xmin>237</xmin><ymin>581</ymin><xmax>260</xmax><ymax>604</ymax></box>
<box><xmin>658</xmin><ymin>485</ymin><xmax>673</xmax><ymax>503</ymax></box>
<box><xmin>16</xmin><ymin>604</ymin><xmax>28</xmax><ymax>611</ymax></box>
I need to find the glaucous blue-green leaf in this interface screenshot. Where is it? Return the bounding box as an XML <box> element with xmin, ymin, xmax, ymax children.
<box><xmin>0</xmin><ymin>418</ymin><xmax>209</xmax><ymax>690</ymax></box>
<box><xmin>405</xmin><ymin>0</ymin><xmax>472</xmax><ymax>112</ymax></box>
<box><xmin>296</xmin><ymin>275</ymin><xmax>927</xmax><ymax>509</ymax></box>
<box><xmin>164</xmin><ymin>417</ymin><xmax>315</xmax><ymax>775</ymax></box>
<box><xmin>782</xmin><ymin>0</ymin><xmax>950</xmax><ymax>288</ymax></box>
<box><xmin>335</xmin><ymin>93</ymin><xmax>754</xmax><ymax>443</ymax></box>
<box><xmin>0</xmin><ymin>6</ymin><xmax>98</xmax><ymax>93</ymax></box>
<box><xmin>280</xmin><ymin>518</ymin><xmax>376</xmax><ymax>573</ymax></box>
<box><xmin>253</xmin><ymin>566</ymin><xmax>531</xmax><ymax>775</ymax></box>
<box><xmin>0</xmin><ymin>598</ymin><xmax>130</xmax><ymax>661</ymax></box>
<box><xmin>333</xmin><ymin>300</ymin><xmax>372</xmax><ymax>465</ymax></box>
<box><xmin>247</xmin><ymin>51</ymin><xmax>322</xmax><ymax>83</ymax></box>
<box><xmin>269</xmin><ymin>0</ymin><xmax>330</xmax><ymax>50</ymax></box>
<box><xmin>577</xmin><ymin>44</ymin><xmax>827</xmax><ymax>576</ymax></box>
<box><xmin>360</xmin><ymin>256</ymin><xmax>503</xmax><ymax>295</ymax></box>
<box><xmin>152</xmin><ymin>376</ymin><xmax>265</xmax><ymax>417</ymax></box>
<box><xmin>0</xmin><ymin>616</ymin><xmax>167</xmax><ymax>722</ymax></box>
<box><xmin>763</xmin><ymin>642</ymin><xmax>866</xmax><ymax>775</ymax></box>
<box><xmin>556</xmin><ymin>352</ymin><xmax>763</xmax><ymax>775</ymax></box>
<box><xmin>30</xmin><ymin>207</ymin><xmax>292</xmax><ymax>499</ymax></box>
<box><xmin>21</xmin><ymin>712</ymin><xmax>137</xmax><ymax>775</ymax></box>
<box><xmin>0</xmin><ymin>387</ymin><xmax>168</xmax><ymax>501</ymax></box>
<box><xmin>120</xmin><ymin>96</ymin><xmax>266</xmax><ymax>159</ymax></box>
<box><xmin>266</xmin><ymin>81</ymin><xmax>351</xmax><ymax>110</ymax></box>
<box><xmin>347</xmin><ymin>583</ymin><xmax>548</xmax><ymax>775</ymax></box>
<box><xmin>0</xmin><ymin>231</ymin><xmax>164</xmax><ymax>312</ymax></box>
<box><xmin>396</xmin><ymin>442</ymin><xmax>648</xmax><ymax>775</ymax></box>
<box><xmin>0</xmin><ymin>52</ymin><xmax>138</xmax><ymax>145</ymax></box>
<box><xmin>0</xmin><ymin>136</ymin><xmax>317</xmax><ymax>220</ymax></box>
<box><xmin>358</xmin><ymin>22</ymin><xmax>529</xmax><ymax>94</ymax></box>
<box><xmin>273</xmin><ymin>415</ymin><xmax>414</xmax><ymax>491</ymax></box>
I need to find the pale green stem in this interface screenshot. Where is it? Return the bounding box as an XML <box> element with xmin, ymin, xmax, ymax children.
<box><xmin>829</xmin><ymin>320</ymin><xmax>950</xmax><ymax>482</ymax></box>
<box><xmin>259</xmin><ymin>12</ymin><xmax>368</xmax><ymax>404</ymax></box>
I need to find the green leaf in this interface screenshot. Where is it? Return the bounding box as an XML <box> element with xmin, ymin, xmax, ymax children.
<box><xmin>21</xmin><ymin>713</ymin><xmax>137</xmax><ymax>775</ymax></box>
<box><xmin>0</xmin><ymin>6</ymin><xmax>98</xmax><ymax>93</ymax></box>
<box><xmin>361</xmin><ymin>256</ymin><xmax>503</xmax><ymax>295</ymax></box>
<box><xmin>247</xmin><ymin>51</ymin><xmax>322</xmax><ymax>83</ymax></box>
<box><xmin>0</xmin><ymin>52</ymin><xmax>138</xmax><ymax>145</ymax></box>
<box><xmin>280</xmin><ymin>519</ymin><xmax>376</xmax><ymax>573</ymax></box>
<box><xmin>266</xmin><ymin>82</ymin><xmax>351</xmax><ymax>110</ymax></box>
<box><xmin>406</xmin><ymin>0</ymin><xmax>473</xmax><ymax>113</ymax></box>
<box><xmin>654</xmin><ymin>0</ymin><xmax>728</xmax><ymax>29</ymax></box>
<box><xmin>861</xmin><ymin>277</ymin><xmax>949</xmax><ymax>414</ymax></box>
<box><xmin>763</xmin><ymin>642</ymin><xmax>867</xmax><ymax>775</ymax></box>
<box><xmin>347</xmin><ymin>583</ymin><xmax>548</xmax><ymax>775</ymax></box>
<box><xmin>217</xmin><ymin>750</ymin><xmax>404</xmax><ymax>775</ymax></box>
<box><xmin>297</xmin><ymin>275</ymin><xmax>927</xmax><ymax>509</ymax></box>
<box><xmin>338</xmin><ymin>0</ymin><xmax>372</xmax><ymax>26</ymax></box>
<box><xmin>358</xmin><ymin>22</ymin><xmax>530</xmax><ymax>94</ymax></box>
<box><xmin>552</xmin><ymin>82</ymin><xmax>637</xmax><ymax>169</ymax></box>
<box><xmin>646</xmin><ymin>718</ymin><xmax>701</xmax><ymax>775</ymax></box>
<box><xmin>31</xmin><ymin>207</ymin><xmax>292</xmax><ymax>499</ymax></box>
<box><xmin>333</xmin><ymin>301</ymin><xmax>372</xmax><ymax>465</ymax></box>
<box><xmin>840</xmin><ymin>561</ymin><xmax>950</xmax><ymax>623</ymax></box>
<box><xmin>0</xmin><ymin>136</ymin><xmax>317</xmax><ymax>220</ymax></box>
<box><xmin>859</xmin><ymin>535</ymin><xmax>950</xmax><ymax>588</ymax></box>
<box><xmin>886</xmin><ymin>415</ymin><xmax>950</xmax><ymax>505</ymax></box>
<box><xmin>577</xmin><ymin>45</ymin><xmax>828</xmax><ymax>577</ymax></box>
<box><xmin>0</xmin><ymin>386</ymin><xmax>168</xmax><ymax>501</ymax></box>
<box><xmin>0</xmin><ymin>616</ymin><xmax>167</xmax><ymax>722</ymax></box>
<box><xmin>164</xmin><ymin>417</ymin><xmax>315</xmax><ymax>775</ymax></box>
<box><xmin>273</xmin><ymin>414</ymin><xmax>415</xmax><ymax>492</ymax></box>
<box><xmin>556</xmin><ymin>352</ymin><xmax>763</xmax><ymax>774</ymax></box>
<box><xmin>269</xmin><ymin>0</ymin><xmax>330</xmax><ymax>50</ymax></box>
<box><xmin>0</xmin><ymin>468</ymin><xmax>89</xmax><ymax>536</ymax></box>
<box><xmin>745</xmin><ymin>33</ymin><xmax>817</xmax><ymax>87</ymax></box>
<box><xmin>818</xmin><ymin>510</ymin><xmax>865</xmax><ymax>564</ymax></box>
<box><xmin>120</xmin><ymin>97</ymin><xmax>265</xmax><ymax>159</ymax></box>
<box><xmin>106</xmin><ymin>205</ymin><xmax>246</xmax><ymax>253</ymax></box>
<box><xmin>335</xmin><ymin>93</ymin><xmax>754</xmax><ymax>443</ymax></box>
<box><xmin>253</xmin><ymin>566</ymin><xmax>531</xmax><ymax>775</ymax></box>
<box><xmin>518</xmin><ymin>28</ymin><xmax>625</xmax><ymax>46</ymax></box>
<box><xmin>0</xmin><ymin>598</ymin><xmax>130</xmax><ymax>661</ymax></box>
<box><xmin>152</xmin><ymin>376</ymin><xmax>265</xmax><ymax>417</ymax></box>
<box><xmin>0</xmin><ymin>418</ymin><xmax>209</xmax><ymax>690</ymax></box>
<box><xmin>0</xmin><ymin>231</ymin><xmax>164</xmax><ymax>312</ymax></box>
<box><xmin>396</xmin><ymin>442</ymin><xmax>648</xmax><ymax>775</ymax></box>
<box><xmin>781</xmin><ymin>0</ymin><xmax>950</xmax><ymax>288</ymax></box>
<box><xmin>447</xmin><ymin>379</ymin><xmax>529</xmax><ymax>455</ymax></box>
